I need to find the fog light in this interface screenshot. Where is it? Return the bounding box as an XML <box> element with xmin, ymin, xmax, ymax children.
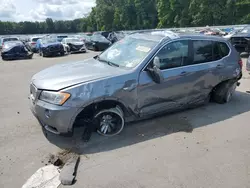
<box><xmin>45</xmin><ymin>109</ymin><xmax>51</xmax><ymax>118</ymax></box>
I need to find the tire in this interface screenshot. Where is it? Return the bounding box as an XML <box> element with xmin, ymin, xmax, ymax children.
<box><xmin>40</xmin><ymin>50</ymin><xmax>45</xmax><ymax>57</ymax></box>
<box><xmin>212</xmin><ymin>80</ymin><xmax>237</xmax><ymax>104</ymax></box>
<box><xmin>94</xmin><ymin>106</ymin><xmax>125</xmax><ymax>137</ymax></box>
<box><xmin>94</xmin><ymin>46</ymin><xmax>99</xmax><ymax>51</ymax></box>
<box><xmin>60</xmin><ymin>51</ymin><xmax>65</xmax><ymax>56</ymax></box>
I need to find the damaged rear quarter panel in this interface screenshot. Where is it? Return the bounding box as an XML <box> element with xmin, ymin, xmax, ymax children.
<box><xmin>62</xmin><ymin>73</ymin><xmax>138</xmax><ymax>112</ymax></box>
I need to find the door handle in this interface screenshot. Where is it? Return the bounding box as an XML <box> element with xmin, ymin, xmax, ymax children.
<box><xmin>216</xmin><ymin>64</ymin><xmax>224</xmax><ymax>68</ymax></box>
<box><xmin>180</xmin><ymin>71</ymin><xmax>187</xmax><ymax>75</ymax></box>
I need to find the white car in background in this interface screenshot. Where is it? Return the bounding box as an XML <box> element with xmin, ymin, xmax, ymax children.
<box><xmin>61</xmin><ymin>38</ymin><xmax>87</xmax><ymax>54</ymax></box>
<box><xmin>26</xmin><ymin>36</ymin><xmax>42</xmax><ymax>52</ymax></box>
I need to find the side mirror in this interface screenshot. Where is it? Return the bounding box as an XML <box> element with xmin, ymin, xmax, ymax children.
<box><xmin>153</xmin><ymin>56</ymin><xmax>161</xmax><ymax>69</ymax></box>
<box><xmin>147</xmin><ymin>56</ymin><xmax>164</xmax><ymax>84</ymax></box>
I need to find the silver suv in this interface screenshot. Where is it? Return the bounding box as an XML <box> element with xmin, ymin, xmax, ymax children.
<box><xmin>30</xmin><ymin>30</ymin><xmax>242</xmax><ymax>138</ymax></box>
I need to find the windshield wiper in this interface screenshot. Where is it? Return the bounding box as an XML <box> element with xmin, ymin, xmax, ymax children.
<box><xmin>96</xmin><ymin>56</ymin><xmax>119</xmax><ymax>67</ymax></box>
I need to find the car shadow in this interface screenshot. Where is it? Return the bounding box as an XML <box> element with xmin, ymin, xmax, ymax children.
<box><xmin>43</xmin><ymin>90</ymin><xmax>250</xmax><ymax>155</ymax></box>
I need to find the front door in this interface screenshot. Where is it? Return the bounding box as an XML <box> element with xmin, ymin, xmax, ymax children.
<box><xmin>137</xmin><ymin>40</ymin><xmax>193</xmax><ymax>117</ymax></box>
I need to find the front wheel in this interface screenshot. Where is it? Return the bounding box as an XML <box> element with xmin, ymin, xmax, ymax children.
<box><xmin>95</xmin><ymin>106</ymin><xmax>125</xmax><ymax>137</ymax></box>
<box><xmin>212</xmin><ymin>80</ymin><xmax>237</xmax><ymax>104</ymax></box>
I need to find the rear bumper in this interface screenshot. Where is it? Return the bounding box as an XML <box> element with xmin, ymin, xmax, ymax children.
<box><xmin>30</xmin><ymin>98</ymin><xmax>80</xmax><ymax>135</ymax></box>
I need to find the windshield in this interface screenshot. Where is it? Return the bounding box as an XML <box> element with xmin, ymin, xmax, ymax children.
<box><xmin>91</xmin><ymin>35</ymin><xmax>109</xmax><ymax>42</ymax></box>
<box><xmin>98</xmin><ymin>36</ymin><xmax>157</xmax><ymax>69</ymax></box>
<box><xmin>240</xmin><ymin>26</ymin><xmax>250</xmax><ymax>33</ymax></box>
<box><xmin>66</xmin><ymin>38</ymin><xmax>81</xmax><ymax>43</ymax></box>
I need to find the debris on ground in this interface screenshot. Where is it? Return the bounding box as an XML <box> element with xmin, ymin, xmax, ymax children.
<box><xmin>48</xmin><ymin>154</ymin><xmax>62</xmax><ymax>166</ymax></box>
<box><xmin>59</xmin><ymin>154</ymin><xmax>80</xmax><ymax>185</ymax></box>
<box><xmin>46</xmin><ymin>150</ymin><xmax>74</xmax><ymax>168</ymax></box>
<box><xmin>22</xmin><ymin>165</ymin><xmax>61</xmax><ymax>188</ymax></box>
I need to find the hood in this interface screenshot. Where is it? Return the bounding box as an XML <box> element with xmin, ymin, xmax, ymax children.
<box><xmin>231</xmin><ymin>33</ymin><xmax>250</xmax><ymax>38</ymax></box>
<box><xmin>31</xmin><ymin>58</ymin><xmax>127</xmax><ymax>90</ymax></box>
<box><xmin>43</xmin><ymin>42</ymin><xmax>62</xmax><ymax>47</ymax></box>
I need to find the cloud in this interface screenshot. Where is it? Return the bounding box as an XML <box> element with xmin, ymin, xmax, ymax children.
<box><xmin>0</xmin><ymin>0</ymin><xmax>16</xmax><ymax>21</ymax></box>
<box><xmin>30</xmin><ymin>0</ymin><xmax>96</xmax><ymax>21</ymax></box>
<box><xmin>34</xmin><ymin>0</ymin><xmax>79</xmax><ymax>5</ymax></box>
<box><xmin>0</xmin><ymin>0</ymin><xmax>96</xmax><ymax>22</ymax></box>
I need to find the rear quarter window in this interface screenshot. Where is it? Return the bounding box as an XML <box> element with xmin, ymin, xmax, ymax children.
<box><xmin>213</xmin><ymin>42</ymin><xmax>230</xmax><ymax>61</ymax></box>
<box><xmin>218</xmin><ymin>42</ymin><xmax>230</xmax><ymax>57</ymax></box>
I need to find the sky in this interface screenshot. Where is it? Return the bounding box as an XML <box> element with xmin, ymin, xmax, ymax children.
<box><xmin>0</xmin><ymin>0</ymin><xmax>96</xmax><ymax>22</ymax></box>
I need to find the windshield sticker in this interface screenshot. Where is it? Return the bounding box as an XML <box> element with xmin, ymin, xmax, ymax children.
<box><xmin>107</xmin><ymin>49</ymin><xmax>121</xmax><ymax>59</ymax></box>
<box><xmin>136</xmin><ymin>46</ymin><xmax>151</xmax><ymax>53</ymax></box>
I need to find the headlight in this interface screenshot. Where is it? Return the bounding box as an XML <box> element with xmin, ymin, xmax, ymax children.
<box><xmin>39</xmin><ymin>91</ymin><xmax>71</xmax><ymax>105</ymax></box>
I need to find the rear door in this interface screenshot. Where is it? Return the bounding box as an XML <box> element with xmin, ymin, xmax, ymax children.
<box><xmin>180</xmin><ymin>39</ymin><xmax>222</xmax><ymax>104</ymax></box>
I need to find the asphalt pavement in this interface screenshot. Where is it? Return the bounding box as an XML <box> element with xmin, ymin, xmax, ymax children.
<box><xmin>0</xmin><ymin>52</ymin><xmax>250</xmax><ymax>188</ymax></box>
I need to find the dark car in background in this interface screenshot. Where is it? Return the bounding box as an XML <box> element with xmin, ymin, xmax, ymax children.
<box><xmin>1</xmin><ymin>41</ymin><xmax>33</xmax><ymax>60</ymax></box>
<box><xmin>230</xmin><ymin>26</ymin><xmax>250</xmax><ymax>53</ymax></box>
<box><xmin>39</xmin><ymin>38</ymin><xmax>64</xmax><ymax>57</ymax></box>
<box><xmin>0</xmin><ymin>37</ymin><xmax>19</xmax><ymax>50</ymax></box>
<box><xmin>85</xmin><ymin>34</ymin><xmax>111</xmax><ymax>51</ymax></box>
<box><xmin>107</xmin><ymin>31</ymin><xmax>126</xmax><ymax>43</ymax></box>
<box><xmin>61</xmin><ymin>38</ymin><xmax>87</xmax><ymax>53</ymax></box>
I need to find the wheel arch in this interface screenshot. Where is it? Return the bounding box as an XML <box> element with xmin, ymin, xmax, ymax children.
<box><xmin>71</xmin><ymin>99</ymin><xmax>133</xmax><ymax>129</ymax></box>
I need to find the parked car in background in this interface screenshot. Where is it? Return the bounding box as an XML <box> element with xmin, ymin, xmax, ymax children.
<box><xmin>223</xmin><ymin>28</ymin><xmax>243</xmax><ymax>40</ymax></box>
<box><xmin>85</xmin><ymin>34</ymin><xmax>112</xmax><ymax>51</ymax></box>
<box><xmin>0</xmin><ymin>37</ymin><xmax>19</xmax><ymax>50</ymax></box>
<box><xmin>92</xmin><ymin>31</ymin><xmax>112</xmax><ymax>39</ymax></box>
<box><xmin>30</xmin><ymin>30</ymin><xmax>242</xmax><ymax>138</ymax></box>
<box><xmin>1</xmin><ymin>41</ymin><xmax>33</xmax><ymax>60</ymax></box>
<box><xmin>107</xmin><ymin>31</ymin><xmax>126</xmax><ymax>43</ymax></box>
<box><xmin>202</xmin><ymin>28</ymin><xmax>227</xmax><ymax>36</ymax></box>
<box><xmin>61</xmin><ymin>38</ymin><xmax>86</xmax><ymax>53</ymax></box>
<box><xmin>38</xmin><ymin>38</ymin><xmax>64</xmax><ymax>57</ymax></box>
<box><xmin>56</xmin><ymin>35</ymin><xmax>68</xmax><ymax>42</ymax></box>
<box><xmin>230</xmin><ymin>26</ymin><xmax>250</xmax><ymax>53</ymax></box>
<box><xmin>75</xmin><ymin>34</ymin><xmax>91</xmax><ymax>43</ymax></box>
<box><xmin>26</xmin><ymin>36</ymin><xmax>42</xmax><ymax>52</ymax></box>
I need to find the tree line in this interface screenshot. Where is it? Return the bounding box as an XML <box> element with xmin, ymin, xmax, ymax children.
<box><xmin>0</xmin><ymin>0</ymin><xmax>249</xmax><ymax>35</ymax></box>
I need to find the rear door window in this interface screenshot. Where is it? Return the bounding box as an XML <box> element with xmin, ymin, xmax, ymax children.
<box><xmin>192</xmin><ymin>40</ymin><xmax>213</xmax><ymax>64</ymax></box>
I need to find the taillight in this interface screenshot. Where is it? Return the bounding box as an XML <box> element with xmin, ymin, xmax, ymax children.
<box><xmin>238</xmin><ymin>59</ymin><xmax>243</xmax><ymax>69</ymax></box>
<box><xmin>31</xmin><ymin>42</ymin><xmax>36</xmax><ymax>45</ymax></box>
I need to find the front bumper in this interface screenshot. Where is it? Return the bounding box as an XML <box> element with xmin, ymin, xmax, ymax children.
<box><xmin>30</xmin><ymin>98</ymin><xmax>80</xmax><ymax>135</ymax></box>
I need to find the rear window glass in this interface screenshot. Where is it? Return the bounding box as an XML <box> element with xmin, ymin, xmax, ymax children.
<box><xmin>3</xmin><ymin>38</ymin><xmax>18</xmax><ymax>42</ymax></box>
<box><xmin>32</xmin><ymin>38</ymin><xmax>40</xmax><ymax>42</ymax></box>
<box><xmin>193</xmin><ymin>40</ymin><xmax>213</xmax><ymax>64</ymax></box>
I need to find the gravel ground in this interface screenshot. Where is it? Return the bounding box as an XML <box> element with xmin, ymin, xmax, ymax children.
<box><xmin>0</xmin><ymin>52</ymin><xmax>250</xmax><ymax>188</ymax></box>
